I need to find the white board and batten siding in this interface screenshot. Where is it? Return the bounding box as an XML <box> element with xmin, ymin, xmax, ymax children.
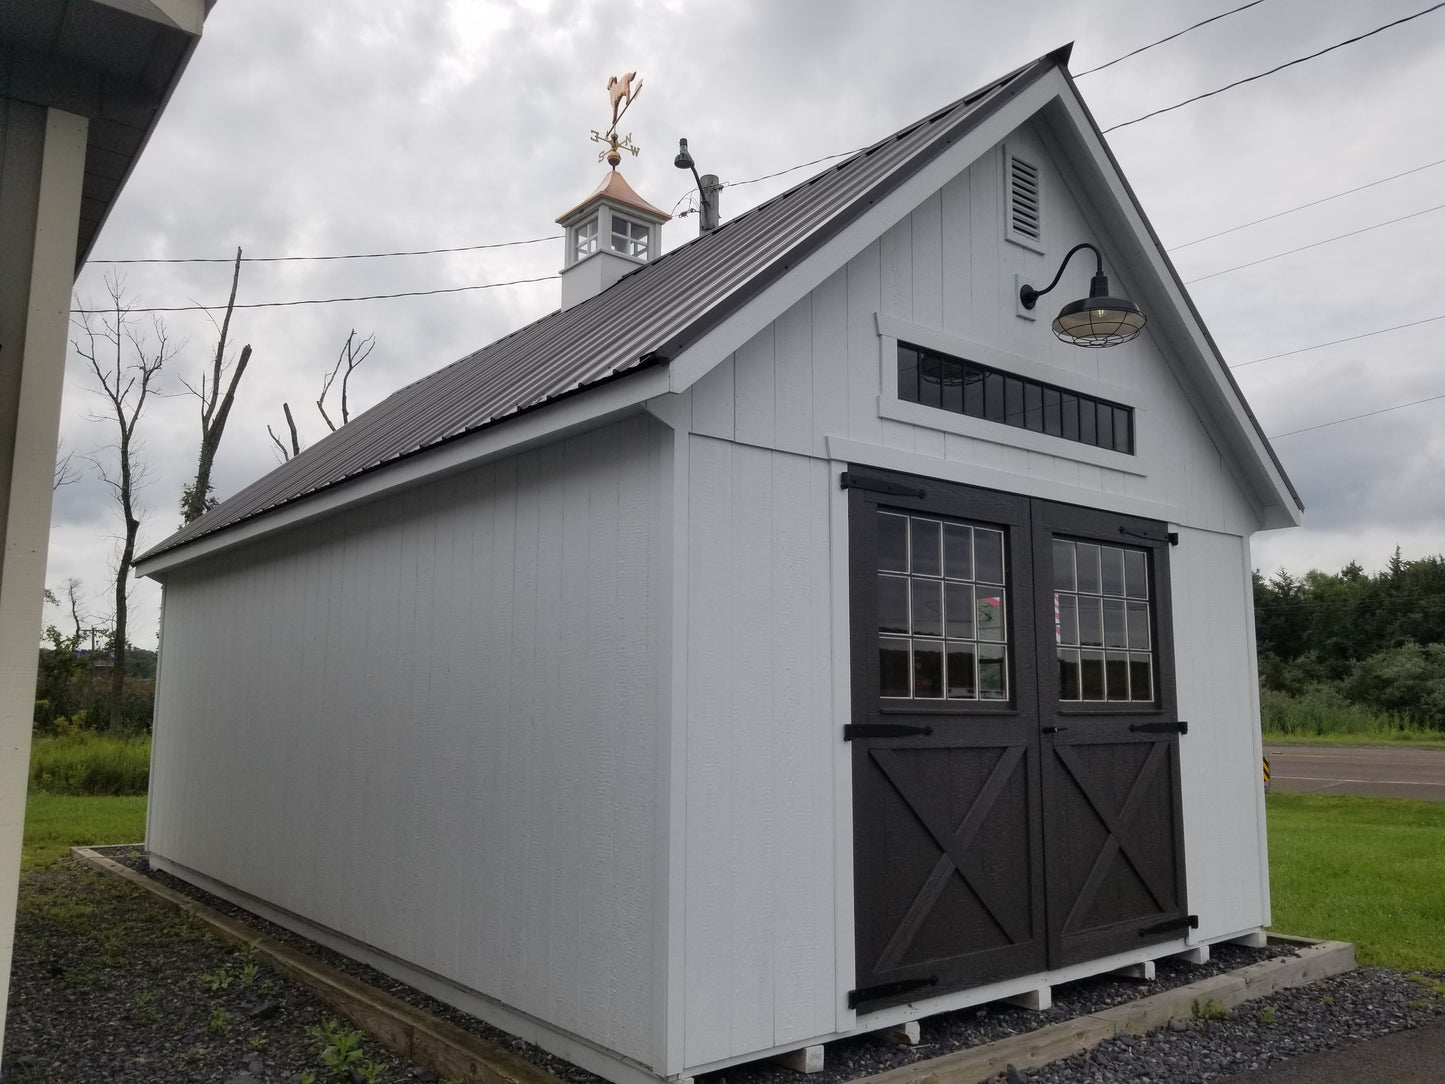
<box><xmin>148</xmin><ymin>415</ymin><xmax>670</xmax><ymax>1072</ymax></box>
<box><xmin>675</xmin><ymin>126</ymin><xmax>1272</xmax><ymax>1068</ymax></box>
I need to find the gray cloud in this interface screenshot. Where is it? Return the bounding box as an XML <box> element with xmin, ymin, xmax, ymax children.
<box><xmin>46</xmin><ymin>0</ymin><xmax>1445</xmax><ymax>640</ymax></box>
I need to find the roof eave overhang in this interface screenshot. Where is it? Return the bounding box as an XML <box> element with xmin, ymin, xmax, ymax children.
<box><xmin>133</xmin><ymin>362</ymin><xmax>673</xmax><ymax>578</ymax></box>
<box><xmin>1</xmin><ymin>0</ymin><xmax>212</xmax><ymax>270</ymax></box>
<box><xmin>665</xmin><ymin>65</ymin><xmax>1301</xmax><ymax>532</ymax></box>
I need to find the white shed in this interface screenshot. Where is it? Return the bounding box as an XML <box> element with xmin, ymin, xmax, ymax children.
<box><xmin>136</xmin><ymin>46</ymin><xmax>1300</xmax><ymax>1084</ymax></box>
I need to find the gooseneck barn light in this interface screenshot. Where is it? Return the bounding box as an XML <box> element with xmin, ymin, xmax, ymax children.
<box><xmin>1019</xmin><ymin>242</ymin><xmax>1146</xmax><ymax>348</ymax></box>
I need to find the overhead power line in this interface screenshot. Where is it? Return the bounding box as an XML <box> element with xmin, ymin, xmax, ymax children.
<box><xmin>92</xmin><ymin>235</ymin><xmax>561</xmax><ymax>266</ymax></box>
<box><xmin>1104</xmin><ymin>2</ymin><xmax>1445</xmax><ymax>133</ymax></box>
<box><xmin>1075</xmin><ymin>0</ymin><xmax>1269</xmax><ymax>77</ymax></box>
<box><xmin>721</xmin><ymin>148</ymin><xmax>863</xmax><ymax>190</ymax></box>
<box><xmin>1269</xmin><ymin>392</ymin><xmax>1445</xmax><ymax>439</ymax></box>
<box><xmin>1231</xmin><ymin>314</ymin><xmax>1445</xmax><ymax>369</ymax></box>
<box><xmin>1184</xmin><ymin>202</ymin><xmax>1445</xmax><ymax>284</ymax></box>
<box><xmin>72</xmin><ymin>274</ymin><xmax>559</xmax><ymax>315</ymax></box>
<box><xmin>1172</xmin><ymin>157</ymin><xmax>1445</xmax><ymax>250</ymax></box>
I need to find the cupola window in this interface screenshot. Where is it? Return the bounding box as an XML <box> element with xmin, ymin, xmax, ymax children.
<box><xmin>573</xmin><ymin>217</ymin><xmax>599</xmax><ymax>261</ymax></box>
<box><xmin>611</xmin><ymin>215</ymin><xmax>650</xmax><ymax>259</ymax></box>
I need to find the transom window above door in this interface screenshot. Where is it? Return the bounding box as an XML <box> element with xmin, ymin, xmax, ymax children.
<box><xmin>876</xmin><ymin>510</ymin><xmax>1009</xmax><ymax>702</ymax></box>
<box><xmin>1053</xmin><ymin>539</ymin><xmax>1155</xmax><ymax>702</ymax></box>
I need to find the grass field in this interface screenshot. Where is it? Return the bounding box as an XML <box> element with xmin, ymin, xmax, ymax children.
<box><xmin>21</xmin><ymin>793</ymin><xmax>146</xmax><ymax>868</ymax></box>
<box><xmin>1266</xmin><ymin>791</ymin><xmax>1445</xmax><ymax>971</ymax></box>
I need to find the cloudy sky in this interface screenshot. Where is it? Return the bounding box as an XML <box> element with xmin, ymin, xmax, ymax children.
<box><xmin>46</xmin><ymin>0</ymin><xmax>1445</xmax><ymax>646</ymax></box>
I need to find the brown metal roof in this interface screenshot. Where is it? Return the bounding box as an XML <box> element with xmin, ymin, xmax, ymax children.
<box><xmin>138</xmin><ymin>48</ymin><xmax>1068</xmax><ymax>563</ymax></box>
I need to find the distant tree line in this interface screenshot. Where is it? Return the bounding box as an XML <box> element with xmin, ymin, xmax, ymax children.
<box><xmin>1254</xmin><ymin>548</ymin><xmax>1445</xmax><ymax>730</ymax></box>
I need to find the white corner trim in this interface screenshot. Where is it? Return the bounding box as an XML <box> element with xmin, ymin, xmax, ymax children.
<box><xmin>875</xmin><ymin>313</ymin><xmax>1136</xmax><ymax>403</ymax></box>
<box><xmin>826</xmin><ymin>435</ymin><xmax>1184</xmax><ymax>525</ymax></box>
<box><xmin>134</xmin><ymin>368</ymin><xmax>671</xmax><ymax>577</ymax></box>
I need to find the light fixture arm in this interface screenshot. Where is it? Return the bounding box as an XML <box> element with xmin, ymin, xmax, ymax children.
<box><xmin>673</xmin><ymin>138</ymin><xmax>720</xmax><ymax>231</ymax></box>
<box><xmin>1019</xmin><ymin>242</ymin><xmax>1103</xmax><ymax>310</ymax></box>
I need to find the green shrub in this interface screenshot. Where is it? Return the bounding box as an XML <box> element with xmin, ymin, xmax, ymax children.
<box><xmin>29</xmin><ymin>731</ymin><xmax>150</xmax><ymax>795</ymax></box>
<box><xmin>1260</xmin><ymin>686</ymin><xmax>1427</xmax><ymax>738</ymax></box>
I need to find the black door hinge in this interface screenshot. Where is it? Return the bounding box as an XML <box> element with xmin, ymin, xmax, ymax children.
<box><xmin>1130</xmin><ymin>720</ymin><xmax>1188</xmax><ymax>735</ymax></box>
<box><xmin>848</xmin><ymin>976</ymin><xmax>938</xmax><ymax>1009</ymax></box>
<box><xmin>1139</xmin><ymin>914</ymin><xmax>1199</xmax><ymax>937</ymax></box>
<box><xmin>840</xmin><ymin>472</ymin><xmax>926</xmax><ymax>498</ymax></box>
<box><xmin>844</xmin><ymin>723</ymin><xmax>935</xmax><ymax>741</ymax></box>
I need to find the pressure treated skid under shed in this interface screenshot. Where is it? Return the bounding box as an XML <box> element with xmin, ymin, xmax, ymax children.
<box><xmin>135</xmin><ymin>46</ymin><xmax>1301</xmax><ymax>1084</ymax></box>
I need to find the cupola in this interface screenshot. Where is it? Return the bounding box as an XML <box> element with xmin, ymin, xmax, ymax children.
<box><xmin>557</xmin><ymin>71</ymin><xmax>670</xmax><ymax>310</ymax></box>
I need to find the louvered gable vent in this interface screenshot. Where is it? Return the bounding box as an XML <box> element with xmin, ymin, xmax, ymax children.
<box><xmin>1005</xmin><ymin>149</ymin><xmax>1044</xmax><ymax>252</ymax></box>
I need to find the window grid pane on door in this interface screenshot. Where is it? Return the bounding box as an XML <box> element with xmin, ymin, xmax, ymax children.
<box><xmin>1053</xmin><ymin>538</ymin><xmax>1153</xmax><ymax>702</ymax></box>
<box><xmin>877</xmin><ymin>511</ymin><xmax>1009</xmax><ymax>701</ymax></box>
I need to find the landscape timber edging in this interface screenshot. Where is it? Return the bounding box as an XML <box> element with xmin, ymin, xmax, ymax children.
<box><xmin>72</xmin><ymin>847</ymin><xmax>1355</xmax><ymax>1084</ymax></box>
<box><xmin>71</xmin><ymin>846</ymin><xmax>566</xmax><ymax>1084</ymax></box>
<box><xmin>851</xmin><ymin>937</ymin><xmax>1356</xmax><ymax>1084</ymax></box>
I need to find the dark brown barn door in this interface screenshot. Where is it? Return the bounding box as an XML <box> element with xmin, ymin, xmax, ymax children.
<box><xmin>1032</xmin><ymin>502</ymin><xmax>1189</xmax><ymax>967</ymax></box>
<box><xmin>847</xmin><ymin>471</ymin><xmax>1187</xmax><ymax>1012</ymax></box>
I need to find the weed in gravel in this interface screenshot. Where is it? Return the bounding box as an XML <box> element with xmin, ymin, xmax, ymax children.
<box><xmin>183</xmin><ymin>1043</ymin><xmax>205</xmax><ymax>1064</ymax></box>
<box><xmin>1255</xmin><ymin>1006</ymin><xmax>1277</xmax><ymax>1025</ymax></box>
<box><xmin>209</xmin><ymin>1006</ymin><xmax>232</xmax><ymax>1034</ymax></box>
<box><xmin>308</xmin><ymin>1015</ymin><xmax>368</xmax><ymax>1077</ymax></box>
<box><xmin>1194</xmin><ymin>999</ymin><xmax>1232</xmax><ymax>1021</ymax></box>
<box><xmin>131</xmin><ymin>988</ymin><xmax>160</xmax><ymax>1026</ymax></box>
<box><xmin>250</xmin><ymin>1034</ymin><xmax>270</xmax><ymax>1053</ymax></box>
<box><xmin>354</xmin><ymin>1058</ymin><xmax>391</xmax><ymax>1083</ymax></box>
<box><xmin>199</xmin><ymin>965</ymin><xmax>233</xmax><ymax>991</ymax></box>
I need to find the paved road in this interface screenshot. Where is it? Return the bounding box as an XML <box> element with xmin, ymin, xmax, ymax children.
<box><xmin>1264</xmin><ymin>744</ymin><xmax>1445</xmax><ymax>802</ymax></box>
<box><xmin>1215</xmin><ymin>1019</ymin><xmax>1445</xmax><ymax>1083</ymax></box>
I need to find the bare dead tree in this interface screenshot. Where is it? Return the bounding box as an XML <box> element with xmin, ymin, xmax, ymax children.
<box><xmin>266</xmin><ymin>402</ymin><xmax>301</xmax><ymax>461</ymax></box>
<box><xmin>266</xmin><ymin>330</ymin><xmax>376</xmax><ymax>462</ymax></box>
<box><xmin>181</xmin><ymin>247</ymin><xmax>252</xmax><ymax>524</ymax></box>
<box><xmin>53</xmin><ymin>438</ymin><xmax>80</xmax><ymax>490</ymax></box>
<box><xmin>61</xmin><ymin>576</ymin><xmax>85</xmax><ymax>641</ymax></box>
<box><xmin>74</xmin><ymin>274</ymin><xmax>173</xmax><ymax>732</ymax></box>
<box><xmin>317</xmin><ymin>329</ymin><xmax>374</xmax><ymax>431</ymax></box>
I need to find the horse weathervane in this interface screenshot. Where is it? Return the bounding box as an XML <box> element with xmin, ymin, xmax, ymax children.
<box><xmin>590</xmin><ymin>71</ymin><xmax>644</xmax><ymax>165</ymax></box>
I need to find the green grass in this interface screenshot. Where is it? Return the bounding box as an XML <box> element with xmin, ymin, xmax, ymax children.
<box><xmin>29</xmin><ymin>731</ymin><xmax>150</xmax><ymax>795</ymax></box>
<box><xmin>1267</xmin><ymin>791</ymin><xmax>1445</xmax><ymax>970</ymax></box>
<box><xmin>1263</xmin><ymin>729</ymin><xmax>1445</xmax><ymax>749</ymax></box>
<box><xmin>22</xmin><ymin>792</ymin><xmax>146</xmax><ymax>869</ymax></box>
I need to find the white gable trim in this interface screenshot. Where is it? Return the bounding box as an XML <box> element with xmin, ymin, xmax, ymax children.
<box><xmin>134</xmin><ymin>367</ymin><xmax>672</xmax><ymax>577</ymax></box>
<box><xmin>666</xmin><ymin>67</ymin><xmax>1299</xmax><ymax>530</ymax></box>
<box><xmin>1034</xmin><ymin>87</ymin><xmax>1300</xmax><ymax>528</ymax></box>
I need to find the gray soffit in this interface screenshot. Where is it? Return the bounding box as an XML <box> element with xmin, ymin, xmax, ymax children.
<box><xmin>139</xmin><ymin>47</ymin><xmax>1065</xmax><ymax>563</ymax></box>
<box><xmin>0</xmin><ymin>0</ymin><xmax>210</xmax><ymax>270</ymax></box>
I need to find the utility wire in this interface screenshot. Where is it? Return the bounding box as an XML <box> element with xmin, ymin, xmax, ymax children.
<box><xmin>1269</xmin><ymin>392</ymin><xmax>1445</xmax><ymax>439</ymax></box>
<box><xmin>1103</xmin><ymin>2</ymin><xmax>1445</xmax><ymax>133</ymax></box>
<box><xmin>1075</xmin><ymin>0</ymin><xmax>1269</xmax><ymax>77</ymax></box>
<box><xmin>1231</xmin><ymin>314</ymin><xmax>1445</xmax><ymax>369</ymax></box>
<box><xmin>1184</xmin><ymin>202</ymin><xmax>1445</xmax><ymax>284</ymax></box>
<box><xmin>72</xmin><ymin>275</ymin><xmax>559</xmax><ymax>315</ymax></box>
<box><xmin>92</xmin><ymin>235</ymin><xmax>561</xmax><ymax>266</ymax></box>
<box><xmin>721</xmin><ymin>148</ymin><xmax>862</xmax><ymax>189</ymax></box>
<box><xmin>1173</xmin><ymin>157</ymin><xmax>1445</xmax><ymax>249</ymax></box>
